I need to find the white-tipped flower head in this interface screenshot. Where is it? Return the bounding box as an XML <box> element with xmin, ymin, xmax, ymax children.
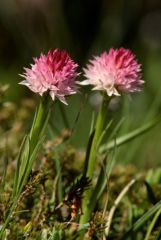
<box><xmin>20</xmin><ymin>49</ymin><xmax>79</xmax><ymax>104</ymax></box>
<box><xmin>82</xmin><ymin>48</ymin><xmax>144</xmax><ymax>96</ymax></box>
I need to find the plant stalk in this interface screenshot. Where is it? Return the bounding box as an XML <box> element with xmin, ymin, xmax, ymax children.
<box><xmin>29</xmin><ymin>95</ymin><xmax>51</xmax><ymax>151</ymax></box>
<box><xmin>80</xmin><ymin>94</ymin><xmax>110</xmax><ymax>226</ymax></box>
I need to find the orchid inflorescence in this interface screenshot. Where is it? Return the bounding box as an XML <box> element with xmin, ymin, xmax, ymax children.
<box><xmin>20</xmin><ymin>49</ymin><xmax>79</xmax><ymax>105</ymax></box>
<box><xmin>20</xmin><ymin>47</ymin><xmax>143</xmax><ymax>102</ymax></box>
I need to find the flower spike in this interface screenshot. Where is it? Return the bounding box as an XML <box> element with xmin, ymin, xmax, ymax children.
<box><xmin>20</xmin><ymin>49</ymin><xmax>79</xmax><ymax>104</ymax></box>
<box><xmin>81</xmin><ymin>48</ymin><xmax>144</xmax><ymax>96</ymax></box>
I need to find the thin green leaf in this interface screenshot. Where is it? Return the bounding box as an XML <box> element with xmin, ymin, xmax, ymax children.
<box><xmin>83</xmin><ymin>130</ymin><xmax>95</xmax><ymax>177</ymax></box>
<box><xmin>144</xmin><ymin>181</ymin><xmax>157</xmax><ymax>205</ymax></box>
<box><xmin>99</xmin><ymin>116</ymin><xmax>161</xmax><ymax>154</ymax></box>
<box><xmin>83</xmin><ymin>112</ymin><xmax>95</xmax><ymax>177</ymax></box>
<box><xmin>108</xmin><ymin>117</ymin><xmax>125</xmax><ymax>140</ymax></box>
<box><xmin>144</xmin><ymin>207</ymin><xmax>161</xmax><ymax>240</ymax></box>
<box><xmin>155</xmin><ymin>228</ymin><xmax>161</xmax><ymax>240</ymax></box>
<box><xmin>89</xmin><ymin>118</ymin><xmax>123</xmax><ymax>209</ymax></box>
<box><xmin>90</xmin><ymin>144</ymin><xmax>116</xmax><ymax>212</ymax></box>
<box><xmin>96</xmin><ymin>119</ymin><xmax>113</xmax><ymax>150</ymax></box>
<box><xmin>16</xmin><ymin>135</ymin><xmax>30</xmax><ymax>194</ymax></box>
<box><xmin>38</xmin><ymin>107</ymin><xmax>51</xmax><ymax>140</ymax></box>
<box><xmin>89</xmin><ymin>111</ymin><xmax>95</xmax><ymax>136</ymax></box>
<box><xmin>18</xmin><ymin>135</ymin><xmax>45</xmax><ymax>195</ymax></box>
<box><xmin>120</xmin><ymin>200</ymin><xmax>161</xmax><ymax>240</ymax></box>
<box><xmin>29</xmin><ymin>106</ymin><xmax>38</xmax><ymax>138</ymax></box>
<box><xmin>29</xmin><ymin>96</ymin><xmax>51</xmax><ymax>152</ymax></box>
<box><xmin>13</xmin><ymin>135</ymin><xmax>30</xmax><ymax>197</ymax></box>
<box><xmin>70</xmin><ymin>96</ymin><xmax>86</xmax><ymax>136</ymax></box>
<box><xmin>54</xmin><ymin>155</ymin><xmax>63</xmax><ymax>203</ymax></box>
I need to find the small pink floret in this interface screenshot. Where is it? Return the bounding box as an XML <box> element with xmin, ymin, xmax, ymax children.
<box><xmin>82</xmin><ymin>48</ymin><xmax>144</xmax><ymax>96</ymax></box>
<box><xmin>20</xmin><ymin>49</ymin><xmax>79</xmax><ymax>104</ymax></box>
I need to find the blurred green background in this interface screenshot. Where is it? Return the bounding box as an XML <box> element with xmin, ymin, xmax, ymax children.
<box><xmin>0</xmin><ymin>0</ymin><xmax>161</xmax><ymax>167</ymax></box>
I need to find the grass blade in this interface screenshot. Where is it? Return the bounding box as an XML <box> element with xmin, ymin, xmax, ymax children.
<box><xmin>18</xmin><ymin>135</ymin><xmax>45</xmax><ymax>195</ymax></box>
<box><xmin>16</xmin><ymin>135</ymin><xmax>30</xmax><ymax>194</ymax></box>
<box><xmin>105</xmin><ymin>178</ymin><xmax>137</xmax><ymax>237</ymax></box>
<box><xmin>155</xmin><ymin>229</ymin><xmax>161</xmax><ymax>240</ymax></box>
<box><xmin>144</xmin><ymin>207</ymin><xmax>161</xmax><ymax>240</ymax></box>
<box><xmin>120</xmin><ymin>200</ymin><xmax>161</xmax><ymax>239</ymax></box>
<box><xmin>89</xmin><ymin>145</ymin><xmax>116</xmax><ymax>213</ymax></box>
<box><xmin>12</xmin><ymin>135</ymin><xmax>30</xmax><ymax>197</ymax></box>
<box><xmin>99</xmin><ymin>116</ymin><xmax>161</xmax><ymax>154</ymax></box>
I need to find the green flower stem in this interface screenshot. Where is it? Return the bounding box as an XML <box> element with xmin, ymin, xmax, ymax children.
<box><xmin>87</xmin><ymin>95</ymin><xmax>110</xmax><ymax>178</ymax></box>
<box><xmin>29</xmin><ymin>94</ymin><xmax>52</xmax><ymax>152</ymax></box>
<box><xmin>80</xmin><ymin>94</ymin><xmax>110</xmax><ymax>226</ymax></box>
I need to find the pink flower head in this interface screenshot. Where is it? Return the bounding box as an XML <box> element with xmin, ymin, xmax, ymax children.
<box><xmin>20</xmin><ymin>49</ymin><xmax>79</xmax><ymax>104</ymax></box>
<box><xmin>81</xmin><ymin>48</ymin><xmax>144</xmax><ymax>96</ymax></box>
